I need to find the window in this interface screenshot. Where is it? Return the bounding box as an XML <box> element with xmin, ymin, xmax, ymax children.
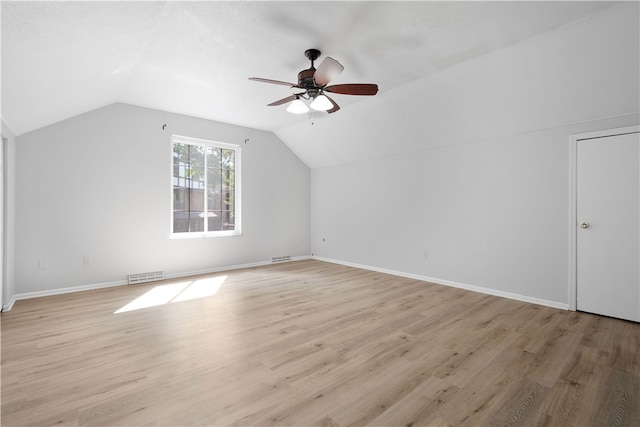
<box><xmin>171</xmin><ymin>135</ymin><xmax>241</xmax><ymax>237</ymax></box>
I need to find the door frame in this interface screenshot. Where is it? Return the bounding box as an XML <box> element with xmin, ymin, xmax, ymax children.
<box><xmin>568</xmin><ymin>125</ymin><xmax>640</xmax><ymax>311</ymax></box>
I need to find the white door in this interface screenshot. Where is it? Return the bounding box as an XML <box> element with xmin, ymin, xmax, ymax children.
<box><xmin>577</xmin><ymin>131</ymin><xmax>639</xmax><ymax>322</ymax></box>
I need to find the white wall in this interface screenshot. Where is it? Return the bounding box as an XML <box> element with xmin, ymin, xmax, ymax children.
<box><xmin>310</xmin><ymin>3</ymin><xmax>640</xmax><ymax>306</ymax></box>
<box><xmin>1</xmin><ymin>120</ymin><xmax>17</xmax><ymax>309</ymax></box>
<box><xmin>15</xmin><ymin>103</ymin><xmax>310</xmax><ymax>295</ymax></box>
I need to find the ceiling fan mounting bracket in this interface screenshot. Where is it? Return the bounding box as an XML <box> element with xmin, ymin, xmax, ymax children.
<box><xmin>304</xmin><ymin>49</ymin><xmax>321</xmax><ymax>63</ymax></box>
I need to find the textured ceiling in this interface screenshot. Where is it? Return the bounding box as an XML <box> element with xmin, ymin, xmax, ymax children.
<box><xmin>1</xmin><ymin>1</ymin><xmax>618</xmax><ymax>159</ymax></box>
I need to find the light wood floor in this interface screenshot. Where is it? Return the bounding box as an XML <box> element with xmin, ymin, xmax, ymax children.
<box><xmin>1</xmin><ymin>260</ymin><xmax>638</xmax><ymax>426</ymax></box>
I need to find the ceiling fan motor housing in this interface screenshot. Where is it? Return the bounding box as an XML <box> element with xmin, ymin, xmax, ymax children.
<box><xmin>298</xmin><ymin>68</ymin><xmax>320</xmax><ymax>97</ymax></box>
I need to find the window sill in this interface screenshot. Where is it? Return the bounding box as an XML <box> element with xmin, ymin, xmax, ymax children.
<box><xmin>170</xmin><ymin>230</ymin><xmax>242</xmax><ymax>239</ymax></box>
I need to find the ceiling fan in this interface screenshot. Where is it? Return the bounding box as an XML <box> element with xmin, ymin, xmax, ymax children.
<box><xmin>249</xmin><ymin>49</ymin><xmax>378</xmax><ymax>114</ymax></box>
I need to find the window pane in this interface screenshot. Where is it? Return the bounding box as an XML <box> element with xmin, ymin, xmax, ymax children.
<box><xmin>221</xmin><ymin>149</ymin><xmax>235</xmax><ymax>170</ymax></box>
<box><xmin>189</xmin><ymin>212</ymin><xmax>204</xmax><ymax>232</ymax></box>
<box><xmin>221</xmin><ymin>210</ymin><xmax>235</xmax><ymax>230</ymax></box>
<box><xmin>174</xmin><ymin>144</ymin><xmax>204</xmax><ymax>168</ymax></box>
<box><xmin>191</xmin><ymin>189</ymin><xmax>205</xmax><ymax>211</ymax></box>
<box><xmin>173</xmin><ymin>143</ymin><xmax>186</xmax><ymax>164</ymax></box>
<box><xmin>173</xmin><ymin>189</ymin><xmax>205</xmax><ymax>230</ymax></box>
<box><xmin>192</xmin><ymin>169</ymin><xmax>206</xmax><ymax>189</ymax></box>
<box><xmin>207</xmin><ymin>147</ymin><xmax>221</xmax><ymax>170</ymax></box>
<box><xmin>223</xmin><ymin>169</ymin><xmax>234</xmax><ymax>188</ymax></box>
<box><xmin>174</xmin><ymin>144</ymin><xmax>205</xmax><ymax>187</ymax></box>
<box><xmin>207</xmin><ymin>211</ymin><xmax>222</xmax><ymax>231</ymax></box>
<box><xmin>174</xmin><ymin>142</ymin><xmax>204</xmax><ymax>233</ymax></box>
<box><xmin>207</xmin><ymin>167</ymin><xmax>222</xmax><ymax>194</ymax></box>
<box><xmin>173</xmin><ymin>187</ymin><xmax>186</xmax><ymax>211</ymax></box>
<box><xmin>173</xmin><ymin>211</ymin><xmax>190</xmax><ymax>233</ymax></box>
<box><xmin>187</xmin><ymin>145</ymin><xmax>205</xmax><ymax>165</ymax></box>
<box><xmin>222</xmin><ymin>187</ymin><xmax>234</xmax><ymax>210</ymax></box>
<box><xmin>207</xmin><ymin>188</ymin><xmax>220</xmax><ymax>212</ymax></box>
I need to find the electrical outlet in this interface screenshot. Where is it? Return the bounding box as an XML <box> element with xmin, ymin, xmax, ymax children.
<box><xmin>83</xmin><ymin>257</ymin><xmax>91</xmax><ymax>266</ymax></box>
<box><xmin>423</xmin><ymin>250</ymin><xmax>429</xmax><ymax>260</ymax></box>
<box><xmin>38</xmin><ymin>259</ymin><xmax>48</xmax><ymax>270</ymax></box>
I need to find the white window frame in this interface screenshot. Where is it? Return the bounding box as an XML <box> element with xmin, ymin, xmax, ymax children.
<box><xmin>170</xmin><ymin>134</ymin><xmax>241</xmax><ymax>238</ymax></box>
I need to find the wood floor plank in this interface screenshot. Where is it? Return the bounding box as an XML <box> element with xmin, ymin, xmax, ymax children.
<box><xmin>365</xmin><ymin>375</ymin><xmax>455</xmax><ymax>426</ymax></box>
<box><xmin>482</xmin><ymin>377</ymin><xmax>551</xmax><ymax>426</ymax></box>
<box><xmin>1</xmin><ymin>259</ymin><xmax>638</xmax><ymax>426</ymax></box>
<box><xmin>541</xmin><ymin>379</ymin><xmax>589</xmax><ymax>427</ymax></box>
<box><xmin>435</xmin><ymin>345</ymin><xmax>539</xmax><ymax>426</ymax></box>
<box><xmin>583</xmin><ymin>367</ymin><xmax>640</xmax><ymax>427</ymax></box>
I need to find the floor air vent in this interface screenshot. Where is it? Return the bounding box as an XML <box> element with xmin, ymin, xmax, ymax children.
<box><xmin>271</xmin><ymin>255</ymin><xmax>291</xmax><ymax>263</ymax></box>
<box><xmin>128</xmin><ymin>271</ymin><xmax>164</xmax><ymax>285</ymax></box>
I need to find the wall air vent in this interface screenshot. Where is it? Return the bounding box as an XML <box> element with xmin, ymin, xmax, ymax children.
<box><xmin>128</xmin><ymin>271</ymin><xmax>164</xmax><ymax>285</ymax></box>
<box><xmin>271</xmin><ymin>255</ymin><xmax>291</xmax><ymax>263</ymax></box>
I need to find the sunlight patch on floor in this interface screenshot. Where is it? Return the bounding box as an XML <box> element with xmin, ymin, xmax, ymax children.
<box><xmin>115</xmin><ymin>276</ymin><xmax>227</xmax><ymax>314</ymax></box>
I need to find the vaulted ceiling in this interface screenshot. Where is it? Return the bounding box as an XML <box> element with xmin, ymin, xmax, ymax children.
<box><xmin>1</xmin><ymin>1</ymin><xmax>618</xmax><ymax>167</ymax></box>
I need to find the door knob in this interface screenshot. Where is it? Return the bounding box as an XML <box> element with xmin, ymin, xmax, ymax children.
<box><xmin>580</xmin><ymin>222</ymin><xmax>589</xmax><ymax>229</ymax></box>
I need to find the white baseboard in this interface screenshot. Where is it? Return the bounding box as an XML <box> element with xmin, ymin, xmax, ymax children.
<box><xmin>312</xmin><ymin>256</ymin><xmax>569</xmax><ymax>311</ymax></box>
<box><xmin>163</xmin><ymin>255</ymin><xmax>310</xmax><ymax>280</ymax></box>
<box><xmin>2</xmin><ymin>295</ymin><xmax>17</xmax><ymax>312</ymax></box>
<box><xmin>12</xmin><ymin>279</ymin><xmax>128</xmax><ymax>303</ymax></box>
<box><xmin>6</xmin><ymin>256</ymin><xmax>311</xmax><ymax>311</ymax></box>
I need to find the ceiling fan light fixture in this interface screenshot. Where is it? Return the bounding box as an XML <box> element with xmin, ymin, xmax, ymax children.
<box><xmin>286</xmin><ymin>97</ymin><xmax>309</xmax><ymax>114</ymax></box>
<box><xmin>310</xmin><ymin>94</ymin><xmax>333</xmax><ymax>111</ymax></box>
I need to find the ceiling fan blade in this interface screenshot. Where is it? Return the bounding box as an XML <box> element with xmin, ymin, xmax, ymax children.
<box><xmin>267</xmin><ymin>94</ymin><xmax>298</xmax><ymax>106</ymax></box>
<box><xmin>325</xmin><ymin>95</ymin><xmax>340</xmax><ymax>114</ymax></box>
<box><xmin>325</xmin><ymin>83</ymin><xmax>379</xmax><ymax>96</ymax></box>
<box><xmin>249</xmin><ymin>77</ymin><xmax>298</xmax><ymax>87</ymax></box>
<box><xmin>314</xmin><ymin>57</ymin><xmax>344</xmax><ymax>86</ymax></box>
